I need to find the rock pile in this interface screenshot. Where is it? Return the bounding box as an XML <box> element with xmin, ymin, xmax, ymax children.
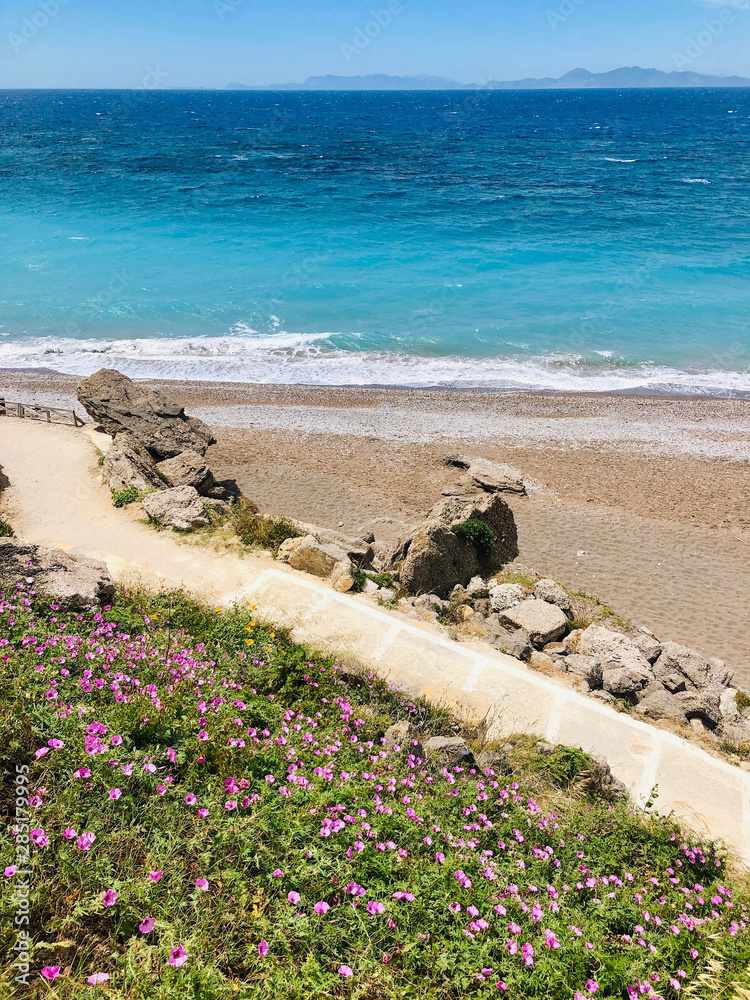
<box><xmin>78</xmin><ymin>369</ymin><xmax>234</xmax><ymax>526</ymax></box>
<box><xmin>0</xmin><ymin>538</ymin><xmax>115</xmax><ymax>609</ymax></box>
<box><xmin>278</xmin><ymin>523</ymin><xmax>383</xmax><ymax>595</ymax></box>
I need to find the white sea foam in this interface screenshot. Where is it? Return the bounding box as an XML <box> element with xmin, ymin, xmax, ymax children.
<box><xmin>681</xmin><ymin>178</ymin><xmax>710</xmax><ymax>184</ymax></box>
<box><xmin>1</xmin><ymin>333</ymin><xmax>749</xmax><ymax>397</ymax></box>
<box><xmin>603</xmin><ymin>158</ymin><xmax>637</xmax><ymax>163</ymax></box>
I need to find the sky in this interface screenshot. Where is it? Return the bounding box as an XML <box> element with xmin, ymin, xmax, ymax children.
<box><xmin>1</xmin><ymin>0</ymin><xmax>749</xmax><ymax>89</ymax></box>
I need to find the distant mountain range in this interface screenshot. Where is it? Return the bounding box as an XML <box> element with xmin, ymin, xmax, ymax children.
<box><xmin>228</xmin><ymin>67</ymin><xmax>750</xmax><ymax>91</ymax></box>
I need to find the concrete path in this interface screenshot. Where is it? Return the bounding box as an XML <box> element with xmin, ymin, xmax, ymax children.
<box><xmin>1</xmin><ymin>418</ymin><xmax>749</xmax><ymax>862</ymax></box>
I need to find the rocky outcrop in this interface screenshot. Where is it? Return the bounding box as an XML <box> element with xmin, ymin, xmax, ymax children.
<box><xmin>467</xmin><ymin>463</ymin><xmax>527</xmax><ymax>496</ymax></box>
<box><xmin>292</xmin><ymin>522</ymin><xmax>374</xmax><ymax>567</ymax></box>
<box><xmin>279</xmin><ymin>535</ymin><xmax>354</xmax><ymax>592</ymax></box>
<box><xmin>142</xmin><ymin>486</ymin><xmax>209</xmax><ymax>531</ymax></box>
<box><xmin>78</xmin><ymin>369</ymin><xmax>215</xmax><ymax>460</ymax></box>
<box><xmin>0</xmin><ymin>538</ymin><xmax>115</xmax><ymax>609</ymax></box>
<box><xmin>102</xmin><ymin>432</ymin><xmax>163</xmax><ymax>493</ymax></box>
<box><xmin>386</xmin><ymin>493</ymin><xmax>518</xmax><ymax>597</ymax></box>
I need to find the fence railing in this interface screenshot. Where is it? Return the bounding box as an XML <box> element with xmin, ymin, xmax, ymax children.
<box><xmin>0</xmin><ymin>399</ymin><xmax>85</xmax><ymax>428</ymax></box>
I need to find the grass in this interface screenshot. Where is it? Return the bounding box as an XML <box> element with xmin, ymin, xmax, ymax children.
<box><xmin>3</xmin><ymin>585</ymin><xmax>750</xmax><ymax>999</ymax></box>
<box><xmin>231</xmin><ymin>498</ymin><xmax>301</xmax><ymax>554</ymax></box>
<box><xmin>0</xmin><ymin>518</ymin><xmax>14</xmax><ymax>537</ymax></box>
<box><xmin>111</xmin><ymin>487</ymin><xmax>148</xmax><ymax>509</ymax></box>
<box><xmin>736</xmin><ymin>693</ymin><xmax>750</xmax><ymax>713</ymax></box>
<box><xmin>350</xmin><ymin>571</ymin><xmax>397</xmax><ymax>595</ymax></box>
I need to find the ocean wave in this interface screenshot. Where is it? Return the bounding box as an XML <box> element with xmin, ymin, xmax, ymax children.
<box><xmin>0</xmin><ymin>334</ymin><xmax>749</xmax><ymax>397</ymax></box>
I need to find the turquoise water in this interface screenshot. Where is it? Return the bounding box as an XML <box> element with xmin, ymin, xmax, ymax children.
<box><xmin>1</xmin><ymin>88</ymin><xmax>749</xmax><ymax>393</ymax></box>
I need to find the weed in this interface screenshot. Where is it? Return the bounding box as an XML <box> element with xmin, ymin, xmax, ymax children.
<box><xmin>231</xmin><ymin>498</ymin><xmax>301</xmax><ymax>553</ymax></box>
<box><xmin>737</xmin><ymin>691</ymin><xmax>750</xmax><ymax>713</ymax></box>
<box><xmin>0</xmin><ymin>519</ymin><xmax>14</xmax><ymax>537</ymax></box>
<box><xmin>450</xmin><ymin>518</ymin><xmax>494</xmax><ymax>559</ymax></box>
<box><xmin>111</xmin><ymin>486</ymin><xmax>147</xmax><ymax>508</ymax></box>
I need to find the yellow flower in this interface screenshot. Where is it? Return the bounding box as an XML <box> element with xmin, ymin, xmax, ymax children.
<box><xmin>150</xmin><ymin>614</ymin><xmax>158</xmax><ymax>620</ymax></box>
<box><xmin>251</xmin><ymin>604</ymin><xmax>257</xmax><ymax>610</ymax></box>
<box><xmin>246</xmin><ymin>639</ymin><xmax>253</xmax><ymax>645</ymax></box>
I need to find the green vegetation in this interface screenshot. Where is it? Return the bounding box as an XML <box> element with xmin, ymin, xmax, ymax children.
<box><xmin>0</xmin><ymin>518</ymin><xmax>14</xmax><ymax>537</ymax></box>
<box><xmin>450</xmin><ymin>518</ymin><xmax>494</xmax><ymax>560</ymax></box>
<box><xmin>111</xmin><ymin>486</ymin><xmax>148</xmax><ymax>508</ymax></box>
<box><xmin>351</xmin><ymin>570</ymin><xmax>397</xmax><ymax>594</ymax></box>
<box><xmin>3</xmin><ymin>586</ymin><xmax>750</xmax><ymax>999</ymax></box>
<box><xmin>736</xmin><ymin>691</ymin><xmax>750</xmax><ymax>713</ymax></box>
<box><xmin>231</xmin><ymin>498</ymin><xmax>301</xmax><ymax>553</ymax></box>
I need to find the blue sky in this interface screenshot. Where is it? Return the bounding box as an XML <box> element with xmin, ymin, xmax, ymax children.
<box><xmin>1</xmin><ymin>0</ymin><xmax>749</xmax><ymax>88</ymax></box>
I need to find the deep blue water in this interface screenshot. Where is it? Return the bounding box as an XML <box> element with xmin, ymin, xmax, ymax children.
<box><xmin>1</xmin><ymin>88</ymin><xmax>749</xmax><ymax>393</ymax></box>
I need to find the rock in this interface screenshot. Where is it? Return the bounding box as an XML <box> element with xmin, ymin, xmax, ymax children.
<box><xmin>564</xmin><ymin>654</ymin><xmax>603</xmax><ymax>689</ymax></box>
<box><xmin>330</xmin><ymin>562</ymin><xmax>355</xmax><ymax>593</ymax></box>
<box><xmin>536</xmin><ymin>741</ymin><xmax>555</xmax><ymax>755</ymax></box>
<box><xmin>77</xmin><ymin>369</ymin><xmax>215</xmax><ymax>459</ymax></box>
<box><xmin>636</xmin><ymin>687</ymin><xmax>687</xmax><ymax>723</ymax></box>
<box><xmin>662</xmin><ymin>673</ymin><xmax>687</xmax><ymax>695</ymax></box>
<box><xmin>468</xmin><ymin>463</ymin><xmax>527</xmax><ymax>496</ymax></box>
<box><xmin>675</xmin><ymin>689</ymin><xmax>721</xmax><ymax>728</ymax></box>
<box><xmin>486</xmin><ymin>628</ymin><xmax>533</xmax><ymax>660</ymax></box>
<box><xmin>362</xmin><ymin>578</ymin><xmax>380</xmax><ymax>595</ymax></box>
<box><xmin>102</xmin><ymin>432</ymin><xmax>163</xmax><ymax>493</ymax></box>
<box><xmin>653</xmin><ymin>641</ymin><xmax>712</xmax><ymax>690</ymax></box>
<box><xmin>466</xmin><ymin>576</ymin><xmax>488</xmax><ymax>599</ymax></box>
<box><xmin>383</xmin><ymin>720</ymin><xmax>411</xmax><ymax>752</ymax></box>
<box><xmin>450</xmin><ymin>584</ymin><xmax>469</xmax><ymax>604</ymax></box>
<box><xmin>563</xmin><ymin>629</ymin><xmax>583</xmax><ymax>652</ymax></box>
<box><xmin>578</xmin><ymin>625</ymin><xmax>652</xmax><ymax>675</ymax></box>
<box><xmin>293</xmin><ymin>522</ymin><xmax>374</xmax><ymax>567</ymax></box>
<box><xmin>424</xmin><ymin>735</ymin><xmax>475</xmax><ymax>767</ymax></box>
<box><xmin>632</xmin><ymin>630</ymin><xmax>662</xmax><ymax>664</ymax></box>
<box><xmin>529</xmin><ymin>651</ymin><xmax>555</xmax><ymax>672</ymax></box>
<box><xmin>142</xmin><ymin>486</ymin><xmax>209</xmax><ymax>531</ymax></box>
<box><xmin>461</xmin><ymin>605</ymin><xmax>476</xmax><ymax>620</ymax></box>
<box><xmin>443</xmin><ymin>455</ymin><xmax>471</xmax><ymax>469</ymax></box>
<box><xmin>720</xmin><ymin>688</ymin><xmax>742</xmax><ymax>725</ymax></box>
<box><xmin>386</xmin><ymin>492</ymin><xmax>518</xmax><ymax>597</ymax></box>
<box><xmin>709</xmin><ymin>658</ymin><xmax>734</xmax><ymax>688</ymax></box>
<box><xmin>722</xmin><ymin>723</ymin><xmax>750</xmax><ymax>750</ymax></box>
<box><xmin>585</xmin><ymin>754</ymin><xmax>629</xmax><ymax>801</ymax></box>
<box><xmin>155</xmin><ymin>450</ymin><xmax>216</xmax><ymax>496</ymax></box>
<box><xmin>412</xmin><ymin>593</ymin><xmax>446</xmax><ymax>611</ymax></box>
<box><xmin>602</xmin><ymin>662</ymin><xmax>654</xmax><ymax>698</ymax></box>
<box><xmin>377</xmin><ymin>587</ymin><xmax>396</xmax><ymax>603</ymax></box>
<box><xmin>284</xmin><ymin>536</ymin><xmax>352</xmax><ymax>580</ymax></box>
<box><xmin>543</xmin><ymin>642</ymin><xmax>568</xmax><ymax>655</ymax></box>
<box><xmin>476</xmin><ymin>750</ymin><xmax>510</xmax><ymax>774</ymax></box>
<box><xmin>442</xmin><ymin>476</ymin><xmax>482</xmax><ymax>497</ymax></box>
<box><xmin>278</xmin><ymin>536</ymin><xmax>305</xmax><ymax>560</ymax></box>
<box><xmin>532</xmin><ymin>579</ymin><xmax>571</xmax><ymax>614</ymax></box>
<box><xmin>489</xmin><ymin>583</ymin><xmax>527</xmax><ymax>612</ymax></box>
<box><xmin>0</xmin><ymin>538</ymin><xmax>115</xmax><ymax>610</ymax></box>
<box><xmin>498</xmin><ymin>599</ymin><xmax>568</xmax><ymax>648</ymax></box>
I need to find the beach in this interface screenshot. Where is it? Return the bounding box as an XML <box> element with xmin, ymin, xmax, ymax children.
<box><xmin>2</xmin><ymin>368</ymin><xmax>749</xmax><ymax>683</ymax></box>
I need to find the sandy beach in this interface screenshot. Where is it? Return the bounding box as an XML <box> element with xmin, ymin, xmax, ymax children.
<box><xmin>2</xmin><ymin>369</ymin><xmax>749</xmax><ymax>682</ymax></box>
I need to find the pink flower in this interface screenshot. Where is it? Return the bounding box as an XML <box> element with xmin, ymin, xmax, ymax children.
<box><xmin>101</xmin><ymin>890</ymin><xmax>118</xmax><ymax>907</ymax></box>
<box><xmin>287</xmin><ymin>891</ymin><xmax>301</xmax><ymax>904</ymax></box>
<box><xmin>198</xmin><ymin>731</ymin><xmax>208</xmax><ymax>741</ymax></box>
<box><xmin>63</xmin><ymin>828</ymin><xmax>77</xmax><ymax>839</ymax></box>
<box><xmin>521</xmin><ymin>943</ymin><xmax>534</xmax><ymax>967</ymax></box>
<box><xmin>87</xmin><ymin>973</ymin><xmax>110</xmax><ymax>985</ymax></box>
<box><xmin>76</xmin><ymin>832</ymin><xmax>96</xmax><ymax>851</ymax></box>
<box><xmin>195</xmin><ymin>879</ymin><xmax>209</xmax><ymax>891</ymax></box>
<box><xmin>111</xmin><ymin>735</ymin><xmax>123</xmax><ymax>746</ymax></box>
<box><xmin>435</xmin><ymin>851</ymin><xmax>446</xmax><ymax>864</ymax></box>
<box><xmin>185</xmin><ymin>793</ymin><xmax>197</xmax><ymax>806</ymax></box>
<box><xmin>30</xmin><ymin>828</ymin><xmax>49</xmax><ymax>847</ymax></box>
<box><xmin>169</xmin><ymin>945</ymin><xmax>188</xmax><ymax>968</ymax></box>
<box><xmin>41</xmin><ymin>966</ymin><xmax>60</xmax><ymax>980</ymax></box>
<box><xmin>198</xmin><ymin>808</ymin><xmax>209</xmax><ymax>818</ymax></box>
<box><xmin>48</xmin><ymin>739</ymin><xmax>64</xmax><ymax>749</ymax></box>
<box><xmin>109</xmin><ymin>788</ymin><xmax>122</xmax><ymax>800</ymax></box>
<box><xmin>586</xmin><ymin>981</ymin><xmax>599</xmax><ymax>995</ymax></box>
<box><xmin>4</xmin><ymin>866</ymin><xmax>18</xmax><ymax>877</ymax></box>
<box><xmin>382</xmin><ymin>953</ymin><xmax>389</xmax><ymax>963</ymax></box>
<box><xmin>139</xmin><ymin>916</ymin><xmax>156</xmax><ymax>934</ymax></box>
<box><xmin>272</xmin><ymin>869</ymin><xmax>283</xmax><ymax>878</ymax></box>
<box><xmin>314</xmin><ymin>901</ymin><xmax>330</xmax><ymax>914</ymax></box>
<box><xmin>544</xmin><ymin>929</ymin><xmax>561</xmax><ymax>949</ymax></box>
<box><xmin>35</xmin><ymin>747</ymin><xmax>50</xmax><ymax>758</ymax></box>
<box><xmin>74</xmin><ymin>768</ymin><xmax>91</xmax><ymax>778</ymax></box>
<box><xmin>149</xmin><ymin>871</ymin><xmax>163</xmax><ymax>882</ymax></box>
<box><xmin>225</xmin><ymin>800</ymin><xmax>237</xmax><ymax>811</ymax></box>
<box><xmin>258</xmin><ymin>940</ymin><xmax>270</xmax><ymax>957</ymax></box>
<box><xmin>338</xmin><ymin>965</ymin><xmax>354</xmax><ymax>978</ymax></box>
<box><xmin>367</xmin><ymin>900</ymin><xmax>385</xmax><ymax>916</ymax></box>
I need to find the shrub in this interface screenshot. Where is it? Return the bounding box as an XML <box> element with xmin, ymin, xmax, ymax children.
<box><xmin>736</xmin><ymin>691</ymin><xmax>750</xmax><ymax>712</ymax></box>
<box><xmin>0</xmin><ymin>518</ymin><xmax>13</xmax><ymax>537</ymax></box>
<box><xmin>111</xmin><ymin>485</ymin><xmax>147</xmax><ymax>508</ymax></box>
<box><xmin>351</xmin><ymin>570</ymin><xmax>397</xmax><ymax>595</ymax></box>
<box><xmin>451</xmin><ymin>517</ymin><xmax>494</xmax><ymax>559</ymax></box>
<box><xmin>232</xmin><ymin>498</ymin><xmax>301</xmax><ymax>553</ymax></box>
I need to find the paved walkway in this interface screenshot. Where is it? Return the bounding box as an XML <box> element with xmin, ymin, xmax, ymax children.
<box><xmin>1</xmin><ymin>418</ymin><xmax>749</xmax><ymax>861</ymax></box>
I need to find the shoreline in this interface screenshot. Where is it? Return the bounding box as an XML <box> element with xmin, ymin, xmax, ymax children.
<box><xmin>2</xmin><ymin>366</ymin><xmax>749</xmax><ymax>681</ymax></box>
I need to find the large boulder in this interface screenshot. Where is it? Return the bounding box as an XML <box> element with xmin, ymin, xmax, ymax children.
<box><xmin>498</xmin><ymin>599</ymin><xmax>568</xmax><ymax>648</ymax></box>
<box><xmin>468</xmin><ymin>463</ymin><xmax>527</xmax><ymax>496</ymax></box>
<box><xmin>102</xmin><ymin>432</ymin><xmax>163</xmax><ymax>493</ymax></box>
<box><xmin>142</xmin><ymin>486</ymin><xmax>209</xmax><ymax>531</ymax></box>
<box><xmin>281</xmin><ymin>535</ymin><xmax>353</xmax><ymax>581</ymax></box>
<box><xmin>532</xmin><ymin>578</ymin><xmax>571</xmax><ymax>614</ymax></box>
<box><xmin>653</xmin><ymin>641</ymin><xmax>712</xmax><ymax>690</ymax></box>
<box><xmin>155</xmin><ymin>450</ymin><xmax>216</xmax><ymax>496</ymax></box>
<box><xmin>0</xmin><ymin>538</ymin><xmax>115</xmax><ymax>609</ymax></box>
<box><xmin>602</xmin><ymin>663</ymin><xmax>654</xmax><ymax>698</ymax></box>
<box><xmin>387</xmin><ymin>493</ymin><xmax>518</xmax><ymax>597</ymax></box>
<box><xmin>77</xmin><ymin>369</ymin><xmax>215</xmax><ymax>460</ymax></box>
<box><xmin>636</xmin><ymin>686</ymin><xmax>687</xmax><ymax>724</ymax></box>
<box><xmin>292</xmin><ymin>522</ymin><xmax>374</xmax><ymax>567</ymax></box>
<box><xmin>489</xmin><ymin>583</ymin><xmax>526</xmax><ymax>612</ymax></box>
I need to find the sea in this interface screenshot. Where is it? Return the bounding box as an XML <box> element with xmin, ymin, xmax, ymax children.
<box><xmin>1</xmin><ymin>88</ymin><xmax>749</xmax><ymax>395</ymax></box>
